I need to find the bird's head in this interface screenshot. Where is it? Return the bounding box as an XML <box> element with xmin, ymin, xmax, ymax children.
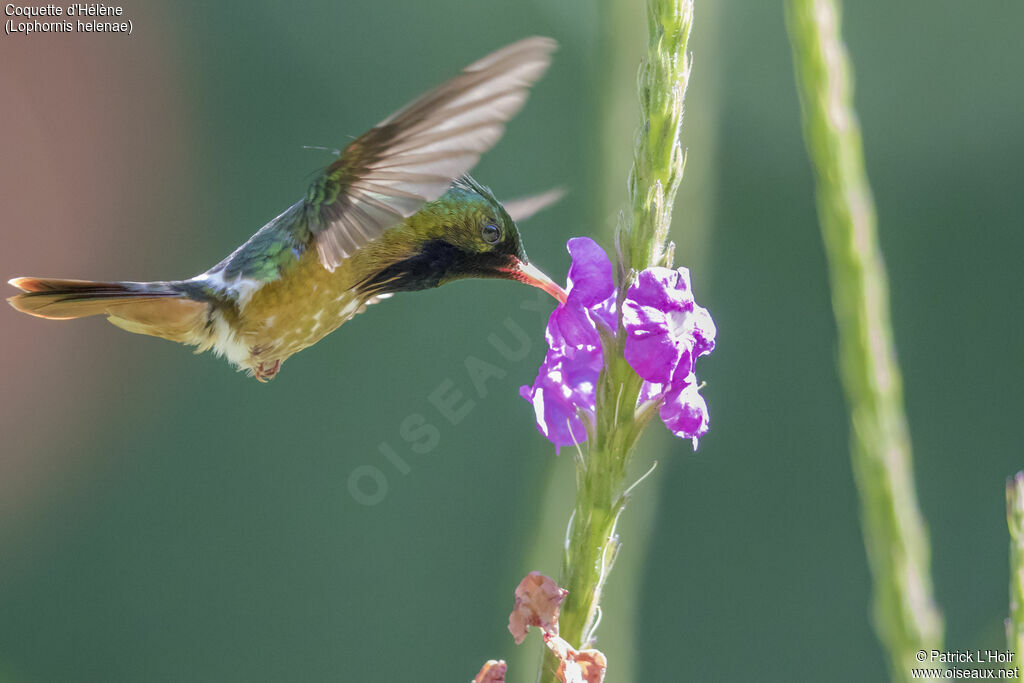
<box><xmin>355</xmin><ymin>176</ymin><xmax>566</xmax><ymax>302</ymax></box>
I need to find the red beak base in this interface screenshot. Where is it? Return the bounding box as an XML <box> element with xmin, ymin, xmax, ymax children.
<box><xmin>506</xmin><ymin>259</ymin><xmax>567</xmax><ymax>303</ymax></box>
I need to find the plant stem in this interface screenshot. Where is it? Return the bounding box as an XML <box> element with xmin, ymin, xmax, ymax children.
<box><xmin>539</xmin><ymin>1</ymin><xmax>693</xmax><ymax>680</ymax></box>
<box><xmin>616</xmin><ymin>0</ymin><xmax>693</xmax><ymax>280</ymax></box>
<box><xmin>539</xmin><ymin>353</ymin><xmax>646</xmax><ymax>682</ymax></box>
<box><xmin>1006</xmin><ymin>473</ymin><xmax>1024</xmax><ymax>664</ymax></box>
<box><xmin>785</xmin><ymin>1</ymin><xmax>943</xmax><ymax>680</ymax></box>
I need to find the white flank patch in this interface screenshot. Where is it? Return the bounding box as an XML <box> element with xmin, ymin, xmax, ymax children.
<box><xmin>206</xmin><ymin>311</ymin><xmax>251</xmax><ymax>369</ymax></box>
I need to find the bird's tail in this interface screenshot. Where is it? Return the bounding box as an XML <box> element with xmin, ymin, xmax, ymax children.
<box><xmin>7</xmin><ymin>277</ymin><xmax>210</xmax><ymax>344</ymax></box>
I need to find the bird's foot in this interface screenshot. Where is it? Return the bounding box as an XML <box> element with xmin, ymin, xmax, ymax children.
<box><xmin>254</xmin><ymin>358</ymin><xmax>281</xmax><ymax>382</ymax></box>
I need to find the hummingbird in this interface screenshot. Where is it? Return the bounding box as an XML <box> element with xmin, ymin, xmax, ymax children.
<box><xmin>7</xmin><ymin>37</ymin><xmax>567</xmax><ymax>382</ymax></box>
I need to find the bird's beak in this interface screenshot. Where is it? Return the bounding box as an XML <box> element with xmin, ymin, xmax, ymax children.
<box><xmin>505</xmin><ymin>259</ymin><xmax>567</xmax><ymax>303</ymax></box>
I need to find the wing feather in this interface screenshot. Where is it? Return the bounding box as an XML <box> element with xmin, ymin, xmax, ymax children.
<box><xmin>502</xmin><ymin>187</ymin><xmax>566</xmax><ymax>222</ymax></box>
<box><xmin>308</xmin><ymin>36</ymin><xmax>556</xmax><ymax>270</ymax></box>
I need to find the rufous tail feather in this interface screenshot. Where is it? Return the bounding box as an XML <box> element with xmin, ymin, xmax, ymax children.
<box><xmin>8</xmin><ymin>277</ymin><xmax>209</xmax><ymax>344</ymax></box>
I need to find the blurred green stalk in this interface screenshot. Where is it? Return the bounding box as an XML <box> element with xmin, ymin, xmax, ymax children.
<box><xmin>615</xmin><ymin>0</ymin><xmax>691</xmax><ymax>278</ymax></box>
<box><xmin>785</xmin><ymin>1</ymin><xmax>943</xmax><ymax>680</ymax></box>
<box><xmin>538</xmin><ymin>0</ymin><xmax>693</xmax><ymax>681</ymax></box>
<box><xmin>1006</xmin><ymin>474</ymin><xmax>1024</xmax><ymax>663</ymax></box>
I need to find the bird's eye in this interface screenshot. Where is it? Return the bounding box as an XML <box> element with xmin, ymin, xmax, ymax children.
<box><xmin>481</xmin><ymin>223</ymin><xmax>502</xmax><ymax>245</ymax></box>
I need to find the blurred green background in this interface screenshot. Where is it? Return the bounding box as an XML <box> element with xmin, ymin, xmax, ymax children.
<box><xmin>1</xmin><ymin>1</ymin><xmax>1022</xmax><ymax>681</ymax></box>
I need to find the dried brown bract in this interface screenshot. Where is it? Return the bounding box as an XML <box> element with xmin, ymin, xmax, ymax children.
<box><xmin>544</xmin><ymin>632</ymin><xmax>607</xmax><ymax>683</ymax></box>
<box><xmin>472</xmin><ymin>659</ymin><xmax>507</xmax><ymax>683</ymax></box>
<box><xmin>507</xmin><ymin>571</ymin><xmax>568</xmax><ymax>644</ymax></box>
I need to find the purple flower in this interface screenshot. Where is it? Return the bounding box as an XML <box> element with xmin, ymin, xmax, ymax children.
<box><xmin>622</xmin><ymin>268</ymin><xmax>715</xmax><ymax>383</ymax></box>
<box><xmin>545</xmin><ymin>237</ymin><xmax>616</xmax><ymax>353</ymax></box>
<box><xmin>520</xmin><ymin>238</ymin><xmax>716</xmax><ymax>451</ymax></box>
<box><xmin>518</xmin><ymin>350</ymin><xmax>600</xmax><ymax>450</ymax></box>
<box><xmin>623</xmin><ymin>266</ymin><xmax>716</xmax><ymax>447</ymax></box>
<box><xmin>659</xmin><ymin>378</ymin><xmax>710</xmax><ymax>446</ymax></box>
<box><xmin>520</xmin><ymin>238</ymin><xmax>614</xmax><ymax>451</ymax></box>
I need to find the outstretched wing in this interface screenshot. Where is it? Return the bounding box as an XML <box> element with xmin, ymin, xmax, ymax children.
<box><xmin>502</xmin><ymin>187</ymin><xmax>565</xmax><ymax>222</ymax></box>
<box><xmin>307</xmin><ymin>36</ymin><xmax>556</xmax><ymax>271</ymax></box>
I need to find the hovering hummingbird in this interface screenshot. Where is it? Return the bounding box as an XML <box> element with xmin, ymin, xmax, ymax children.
<box><xmin>8</xmin><ymin>37</ymin><xmax>567</xmax><ymax>382</ymax></box>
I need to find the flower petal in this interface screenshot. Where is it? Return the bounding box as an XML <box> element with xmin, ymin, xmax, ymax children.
<box><xmin>689</xmin><ymin>304</ymin><xmax>717</xmax><ymax>356</ymax></box>
<box><xmin>638</xmin><ymin>381</ymin><xmax>665</xmax><ymax>405</ymax></box>
<box><xmin>566</xmin><ymin>237</ymin><xmax>614</xmax><ymax>307</ymax></box>
<box><xmin>622</xmin><ymin>306</ymin><xmax>685</xmax><ymax>383</ymax></box>
<box><xmin>659</xmin><ymin>378</ymin><xmax>709</xmax><ymax>448</ymax></box>
<box><xmin>627</xmin><ymin>267</ymin><xmax>694</xmax><ymax>312</ymax></box>
<box><xmin>519</xmin><ymin>349</ymin><xmax>598</xmax><ymax>451</ymax></box>
<box><xmin>623</xmin><ymin>266</ymin><xmax>714</xmax><ymax>385</ymax></box>
<box><xmin>548</xmin><ymin>303</ymin><xmax>601</xmax><ymax>352</ymax></box>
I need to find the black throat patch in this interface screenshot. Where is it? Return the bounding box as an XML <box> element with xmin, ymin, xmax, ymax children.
<box><xmin>356</xmin><ymin>239</ymin><xmax>512</xmax><ymax>297</ymax></box>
